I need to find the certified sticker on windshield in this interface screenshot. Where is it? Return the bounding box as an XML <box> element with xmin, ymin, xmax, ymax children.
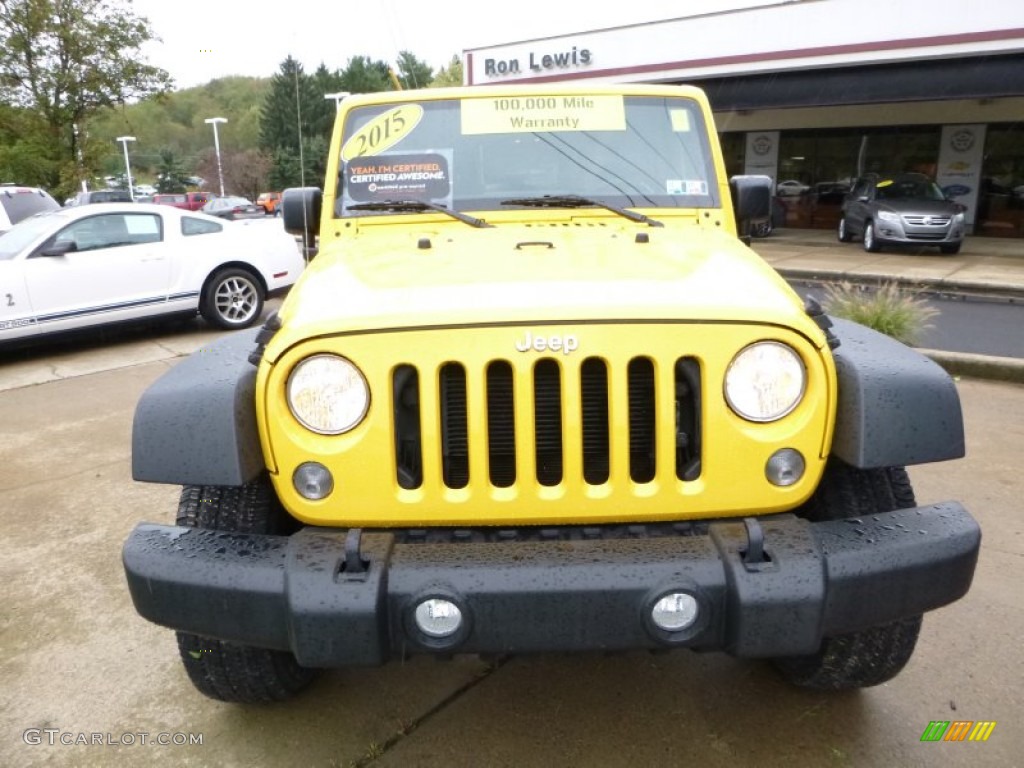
<box><xmin>462</xmin><ymin>95</ymin><xmax>625</xmax><ymax>135</ymax></box>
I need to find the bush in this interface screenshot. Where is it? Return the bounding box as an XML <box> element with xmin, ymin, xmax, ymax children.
<box><xmin>822</xmin><ymin>281</ymin><xmax>938</xmax><ymax>345</ymax></box>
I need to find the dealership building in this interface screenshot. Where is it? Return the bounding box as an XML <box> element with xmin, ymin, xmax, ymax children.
<box><xmin>463</xmin><ymin>0</ymin><xmax>1024</xmax><ymax>238</ymax></box>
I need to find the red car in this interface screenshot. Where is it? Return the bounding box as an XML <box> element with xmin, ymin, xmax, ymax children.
<box><xmin>185</xmin><ymin>191</ymin><xmax>211</xmax><ymax>211</ymax></box>
<box><xmin>153</xmin><ymin>192</ymin><xmax>212</xmax><ymax>211</ymax></box>
<box><xmin>152</xmin><ymin>193</ymin><xmax>189</xmax><ymax>209</ymax></box>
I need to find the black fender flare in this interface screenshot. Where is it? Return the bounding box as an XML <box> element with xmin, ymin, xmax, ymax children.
<box><xmin>132</xmin><ymin>329</ymin><xmax>265</xmax><ymax>486</ymax></box>
<box><xmin>829</xmin><ymin>316</ymin><xmax>965</xmax><ymax>468</ymax></box>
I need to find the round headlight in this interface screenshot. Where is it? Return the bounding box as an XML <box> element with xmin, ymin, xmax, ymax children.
<box><xmin>725</xmin><ymin>342</ymin><xmax>806</xmax><ymax>422</ymax></box>
<box><xmin>287</xmin><ymin>354</ymin><xmax>369</xmax><ymax>434</ymax></box>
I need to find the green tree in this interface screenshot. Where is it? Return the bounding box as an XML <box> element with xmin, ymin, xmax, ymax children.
<box><xmin>311</xmin><ymin>63</ymin><xmax>344</xmax><ymax>138</ymax></box>
<box><xmin>0</xmin><ymin>104</ymin><xmax>58</xmax><ymax>185</ymax></box>
<box><xmin>430</xmin><ymin>56</ymin><xmax>464</xmax><ymax>88</ymax></box>
<box><xmin>155</xmin><ymin>149</ymin><xmax>189</xmax><ymax>193</ymax></box>
<box><xmin>259</xmin><ymin>57</ymin><xmax>319</xmax><ymax>153</ymax></box>
<box><xmin>266</xmin><ymin>136</ymin><xmax>328</xmax><ymax>191</ymax></box>
<box><xmin>339</xmin><ymin>56</ymin><xmax>391</xmax><ymax>94</ymax></box>
<box><xmin>0</xmin><ymin>0</ymin><xmax>172</xmax><ymax>196</ymax></box>
<box><xmin>394</xmin><ymin>51</ymin><xmax>433</xmax><ymax>90</ymax></box>
<box><xmin>259</xmin><ymin>57</ymin><xmax>335</xmax><ymax>190</ymax></box>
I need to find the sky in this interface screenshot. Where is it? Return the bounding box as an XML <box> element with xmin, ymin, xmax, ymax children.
<box><xmin>132</xmin><ymin>0</ymin><xmax>776</xmax><ymax>89</ymax></box>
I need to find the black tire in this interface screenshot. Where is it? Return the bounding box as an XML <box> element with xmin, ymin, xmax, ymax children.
<box><xmin>939</xmin><ymin>242</ymin><xmax>962</xmax><ymax>255</ymax></box>
<box><xmin>837</xmin><ymin>217</ymin><xmax>853</xmax><ymax>242</ymax></box>
<box><xmin>751</xmin><ymin>219</ymin><xmax>772</xmax><ymax>238</ymax></box>
<box><xmin>175</xmin><ymin>482</ymin><xmax>316</xmax><ymax>703</ymax></box>
<box><xmin>772</xmin><ymin>462</ymin><xmax>923</xmax><ymax>690</ymax></box>
<box><xmin>773</xmin><ymin>616</ymin><xmax>922</xmax><ymax>691</ymax></box>
<box><xmin>862</xmin><ymin>220</ymin><xmax>882</xmax><ymax>252</ymax></box>
<box><xmin>200</xmin><ymin>267</ymin><xmax>264</xmax><ymax>330</ymax></box>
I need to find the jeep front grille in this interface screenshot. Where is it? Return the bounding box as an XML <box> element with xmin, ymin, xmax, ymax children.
<box><xmin>393</xmin><ymin>356</ymin><xmax>701</xmax><ymax>492</ymax></box>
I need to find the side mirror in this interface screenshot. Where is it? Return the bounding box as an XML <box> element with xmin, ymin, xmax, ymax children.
<box><xmin>729</xmin><ymin>175</ymin><xmax>772</xmax><ymax>242</ymax></box>
<box><xmin>34</xmin><ymin>240</ymin><xmax>78</xmax><ymax>258</ymax></box>
<box><xmin>730</xmin><ymin>175</ymin><xmax>772</xmax><ymax>219</ymax></box>
<box><xmin>282</xmin><ymin>187</ymin><xmax>322</xmax><ymax>257</ymax></box>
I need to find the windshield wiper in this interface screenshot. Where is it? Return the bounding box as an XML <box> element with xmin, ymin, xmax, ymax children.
<box><xmin>500</xmin><ymin>195</ymin><xmax>663</xmax><ymax>227</ymax></box>
<box><xmin>347</xmin><ymin>200</ymin><xmax>492</xmax><ymax>228</ymax></box>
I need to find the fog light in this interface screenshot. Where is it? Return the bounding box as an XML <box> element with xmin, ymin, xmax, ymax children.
<box><xmin>414</xmin><ymin>599</ymin><xmax>463</xmax><ymax>638</ymax></box>
<box><xmin>765</xmin><ymin>448</ymin><xmax>805</xmax><ymax>487</ymax></box>
<box><xmin>651</xmin><ymin>592</ymin><xmax>699</xmax><ymax>632</ymax></box>
<box><xmin>293</xmin><ymin>462</ymin><xmax>334</xmax><ymax>500</ymax></box>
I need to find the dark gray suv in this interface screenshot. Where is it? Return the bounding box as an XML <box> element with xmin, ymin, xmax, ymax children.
<box><xmin>839</xmin><ymin>173</ymin><xmax>965</xmax><ymax>254</ymax></box>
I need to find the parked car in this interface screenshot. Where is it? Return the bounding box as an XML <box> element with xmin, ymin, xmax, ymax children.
<box><xmin>812</xmin><ymin>181</ymin><xmax>851</xmax><ymax>205</ymax></box>
<box><xmin>0</xmin><ymin>184</ymin><xmax>60</xmax><ymax>234</ymax></box>
<box><xmin>839</xmin><ymin>173</ymin><xmax>965</xmax><ymax>254</ymax></box>
<box><xmin>184</xmin><ymin>191</ymin><xmax>212</xmax><ymax>211</ymax></box>
<box><xmin>152</xmin><ymin>193</ymin><xmax>190</xmax><ymax>209</ymax></box>
<box><xmin>202</xmin><ymin>196</ymin><xmax>265</xmax><ymax>220</ymax></box>
<box><xmin>775</xmin><ymin>179</ymin><xmax>809</xmax><ymax>196</ymax></box>
<box><xmin>70</xmin><ymin>189</ymin><xmax>133</xmax><ymax>206</ymax></box>
<box><xmin>0</xmin><ymin>203</ymin><xmax>305</xmax><ymax>342</ymax></box>
<box><xmin>134</xmin><ymin>184</ymin><xmax>157</xmax><ymax>197</ymax></box>
<box><xmin>257</xmin><ymin>192</ymin><xmax>282</xmax><ymax>216</ymax></box>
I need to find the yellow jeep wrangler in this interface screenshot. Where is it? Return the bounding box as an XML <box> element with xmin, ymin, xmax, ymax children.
<box><xmin>124</xmin><ymin>84</ymin><xmax>979</xmax><ymax>703</ymax></box>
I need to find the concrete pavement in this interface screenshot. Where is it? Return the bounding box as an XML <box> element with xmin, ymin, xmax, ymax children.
<box><xmin>753</xmin><ymin>229</ymin><xmax>1024</xmax><ymax>299</ymax></box>
<box><xmin>2</xmin><ymin>357</ymin><xmax>1020</xmax><ymax>768</ymax></box>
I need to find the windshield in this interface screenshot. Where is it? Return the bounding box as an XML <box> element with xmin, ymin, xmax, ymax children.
<box><xmin>876</xmin><ymin>178</ymin><xmax>947</xmax><ymax>201</ymax></box>
<box><xmin>336</xmin><ymin>94</ymin><xmax>718</xmax><ymax>217</ymax></box>
<box><xmin>0</xmin><ymin>211</ymin><xmax>64</xmax><ymax>260</ymax></box>
<box><xmin>1</xmin><ymin>189</ymin><xmax>59</xmax><ymax>226</ymax></box>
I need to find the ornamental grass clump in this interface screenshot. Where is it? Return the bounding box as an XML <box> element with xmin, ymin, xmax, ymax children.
<box><xmin>822</xmin><ymin>281</ymin><xmax>939</xmax><ymax>346</ymax></box>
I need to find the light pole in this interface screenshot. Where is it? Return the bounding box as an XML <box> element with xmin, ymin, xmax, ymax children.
<box><xmin>116</xmin><ymin>136</ymin><xmax>136</xmax><ymax>200</ymax></box>
<box><xmin>324</xmin><ymin>91</ymin><xmax>351</xmax><ymax>112</ymax></box>
<box><xmin>204</xmin><ymin>117</ymin><xmax>228</xmax><ymax>196</ymax></box>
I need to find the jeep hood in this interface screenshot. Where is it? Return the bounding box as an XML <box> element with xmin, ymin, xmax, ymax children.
<box><xmin>272</xmin><ymin>223</ymin><xmax>823</xmax><ymax>354</ymax></box>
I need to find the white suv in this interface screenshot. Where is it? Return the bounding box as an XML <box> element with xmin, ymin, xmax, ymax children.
<box><xmin>0</xmin><ymin>184</ymin><xmax>60</xmax><ymax>234</ymax></box>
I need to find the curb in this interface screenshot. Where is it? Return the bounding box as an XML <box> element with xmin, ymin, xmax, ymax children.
<box><xmin>775</xmin><ymin>267</ymin><xmax>1024</xmax><ymax>302</ymax></box>
<box><xmin>917</xmin><ymin>348</ymin><xmax>1024</xmax><ymax>385</ymax></box>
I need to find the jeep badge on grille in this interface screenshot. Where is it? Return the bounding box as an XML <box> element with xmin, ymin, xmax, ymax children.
<box><xmin>515</xmin><ymin>331</ymin><xmax>579</xmax><ymax>355</ymax></box>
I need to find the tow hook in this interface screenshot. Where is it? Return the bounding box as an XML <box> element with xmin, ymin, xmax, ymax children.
<box><xmin>740</xmin><ymin>517</ymin><xmax>774</xmax><ymax>572</ymax></box>
<box><xmin>340</xmin><ymin>528</ymin><xmax>370</xmax><ymax>580</ymax></box>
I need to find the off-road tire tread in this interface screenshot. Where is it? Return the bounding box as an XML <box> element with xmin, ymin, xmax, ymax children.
<box><xmin>174</xmin><ymin>481</ymin><xmax>315</xmax><ymax>703</ymax></box>
<box><xmin>773</xmin><ymin>462</ymin><xmax>922</xmax><ymax>690</ymax></box>
<box><xmin>773</xmin><ymin>615</ymin><xmax>922</xmax><ymax>690</ymax></box>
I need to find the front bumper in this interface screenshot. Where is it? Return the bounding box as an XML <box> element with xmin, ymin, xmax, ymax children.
<box><xmin>875</xmin><ymin>216</ymin><xmax>964</xmax><ymax>245</ymax></box>
<box><xmin>123</xmin><ymin>503</ymin><xmax>979</xmax><ymax>667</ymax></box>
